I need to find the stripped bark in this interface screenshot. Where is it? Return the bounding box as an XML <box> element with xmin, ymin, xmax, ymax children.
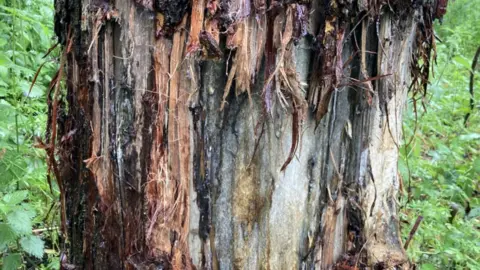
<box><xmin>52</xmin><ymin>0</ymin><xmax>447</xmax><ymax>269</ymax></box>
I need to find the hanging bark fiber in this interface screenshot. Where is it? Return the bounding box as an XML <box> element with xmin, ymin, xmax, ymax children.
<box><xmin>50</xmin><ymin>0</ymin><xmax>447</xmax><ymax>269</ymax></box>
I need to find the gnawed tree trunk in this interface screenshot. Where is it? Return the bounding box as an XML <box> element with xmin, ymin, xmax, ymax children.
<box><xmin>50</xmin><ymin>0</ymin><xmax>447</xmax><ymax>269</ymax></box>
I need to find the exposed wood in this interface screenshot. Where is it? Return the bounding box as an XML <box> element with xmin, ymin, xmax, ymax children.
<box><xmin>52</xmin><ymin>0</ymin><xmax>448</xmax><ymax>269</ymax></box>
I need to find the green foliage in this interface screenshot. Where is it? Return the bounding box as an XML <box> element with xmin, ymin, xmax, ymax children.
<box><xmin>2</xmin><ymin>254</ymin><xmax>21</xmax><ymax>270</ymax></box>
<box><xmin>0</xmin><ymin>0</ymin><xmax>59</xmax><ymax>269</ymax></box>
<box><xmin>400</xmin><ymin>0</ymin><xmax>480</xmax><ymax>269</ymax></box>
<box><xmin>7</xmin><ymin>208</ymin><xmax>35</xmax><ymax>235</ymax></box>
<box><xmin>19</xmin><ymin>236</ymin><xmax>44</xmax><ymax>259</ymax></box>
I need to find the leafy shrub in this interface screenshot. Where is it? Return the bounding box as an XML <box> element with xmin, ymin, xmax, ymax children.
<box><xmin>0</xmin><ymin>0</ymin><xmax>59</xmax><ymax>269</ymax></box>
<box><xmin>400</xmin><ymin>0</ymin><xmax>480</xmax><ymax>269</ymax></box>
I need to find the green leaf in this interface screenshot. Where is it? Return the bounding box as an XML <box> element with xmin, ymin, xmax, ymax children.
<box><xmin>452</xmin><ymin>55</ymin><xmax>472</xmax><ymax>71</ymax></box>
<box><xmin>6</xmin><ymin>209</ymin><xmax>32</xmax><ymax>235</ymax></box>
<box><xmin>0</xmin><ymin>65</ymin><xmax>9</xmax><ymax>79</ymax></box>
<box><xmin>46</xmin><ymin>257</ymin><xmax>61</xmax><ymax>270</ymax></box>
<box><xmin>19</xmin><ymin>204</ymin><xmax>36</xmax><ymax>220</ymax></box>
<box><xmin>3</xmin><ymin>190</ymin><xmax>28</xmax><ymax>205</ymax></box>
<box><xmin>0</xmin><ymin>223</ymin><xmax>16</xmax><ymax>248</ymax></box>
<box><xmin>0</xmin><ymin>150</ymin><xmax>28</xmax><ymax>185</ymax></box>
<box><xmin>467</xmin><ymin>207</ymin><xmax>480</xmax><ymax>219</ymax></box>
<box><xmin>0</xmin><ymin>54</ymin><xmax>13</xmax><ymax>67</ymax></box>
<box><xmin>420</xmin><ymin>264</ymin><xmax>436</xmax><ymax>270</ymax></box>
<box><xmin>459</xmin><ymin>133</ymin><xmax>480</xmax><ymax>141</ymax></box>
<box><xmin>473</xmin><ymin>158</ymin><xmax>480</xmax><ymax>174</ymax></box>
<box><xmin>19</xmin><ymin>80</ymin><xmax>43</xmax><ymax>98</ymax></box>
<box><xmin>2</xmin><ymin>253</ymin><xmax>22</xmax><ymax>270</ymax></box>
<box><xmin>19</xmin><ymin>235</ymin><xmax>44</xmax><ymax>259</ymax></box>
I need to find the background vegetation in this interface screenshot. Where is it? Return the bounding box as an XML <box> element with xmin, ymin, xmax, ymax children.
<box><xmin>399</xmin><ymin>1</ymin><xmax>480</xmax><ymax>269</ymax></box>
<box><xmin>0</xmin><ymin>0</ymin><xmax>60</xmax><ymax>269</ymax></box>
<box><xmin>0</xmin><ymin>0</ymin><xmax>478</xmax><ymax>269</ymax></box>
